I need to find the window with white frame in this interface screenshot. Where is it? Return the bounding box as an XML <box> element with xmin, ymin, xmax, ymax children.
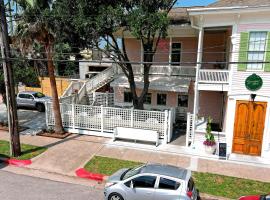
<box><xmin>247</xmin><ymin>32</ymin><xmax>267</xmax><ymax>70</ymax></box>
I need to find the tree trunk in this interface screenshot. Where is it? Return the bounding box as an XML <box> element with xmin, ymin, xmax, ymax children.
<box><xmin>46</xmin><ymin>45</ymin><xmax>65</xmax><ymax>134</ymax></box>
<box><xmin>0</xmin><ymin>0</ymin><xmax>21</xmax><ymax>157</ymax></box>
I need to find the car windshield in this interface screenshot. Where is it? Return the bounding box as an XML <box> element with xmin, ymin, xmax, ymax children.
<box><xmin>33</xmin><ymin>92</ymin><xmax>45</xmax><ymax>98</ymax></box>
<box><xmin>121</xmin><ymin>165</ymin><xmax>144</xmax><ymax>180</ymax></box>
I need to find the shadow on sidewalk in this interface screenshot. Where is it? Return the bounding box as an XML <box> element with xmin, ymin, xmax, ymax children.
<box><xmin>41</xmin><ymin>134</ymin><xmax>83</xmax><ymax>149</ymax></box>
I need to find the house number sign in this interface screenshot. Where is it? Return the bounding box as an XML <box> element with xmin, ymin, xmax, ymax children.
<box><xmin>245</xmin><ymin>74</ymin><xmax>263</xmax><ymax>91</ymax></box>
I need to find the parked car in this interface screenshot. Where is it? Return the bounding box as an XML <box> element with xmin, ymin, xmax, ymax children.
<box><xmin>104</xmin><ymin>164</ymin><xmax>198</xmax><ymax>200</ymax></box>
<box><xmin>239</xmin><ymin>194</ymin><xmax>270</xmax><ymax>200</ymax></box>
<box><xmin>16</xmin><ymin>91</ymin><xmax>51</xmax><ymax>112</ymax></box>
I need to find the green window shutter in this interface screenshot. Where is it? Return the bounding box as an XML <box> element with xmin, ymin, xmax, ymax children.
<box><xmin>264</xmin><ymin>32</ymin><xmax>270</xmax><ymax>72</ymax></box>
<box><xmin>238</xmin><ymin>32</ymin><xmax>249</xmax><ymax>71</ymax></box>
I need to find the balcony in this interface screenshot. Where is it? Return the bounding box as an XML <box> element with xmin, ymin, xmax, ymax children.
<box><xmin>131</xmin><ymin>65</ymin><xmax>196</xmax><ymax>77</ymax></box>
<box><xmin>198</xmin><ymin>69</ymin><xmax>230</xmax><ymax>91</ymax></box>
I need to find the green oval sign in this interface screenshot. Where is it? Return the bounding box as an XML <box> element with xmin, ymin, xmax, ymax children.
<box><xmin>245</xmin><ymin>74</ymin><xmax>263</xmax><ymax>91</ymax></box>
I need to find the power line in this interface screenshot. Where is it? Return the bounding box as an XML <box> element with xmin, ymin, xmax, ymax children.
<box><xmin>8</xmin><ymin>37</ymin><xmax>270</xmax><ymax>56</ymax></box>
<box><xmin>3</xmin><ymin>56</ymin><xmax>270</xmax><ymax>65</ymax></box>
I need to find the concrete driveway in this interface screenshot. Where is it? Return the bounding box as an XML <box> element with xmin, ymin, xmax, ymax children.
<box><xmin>0</xmin><ymin>103</ymin><xmax>46</xmax><ymax>134</ymax></box>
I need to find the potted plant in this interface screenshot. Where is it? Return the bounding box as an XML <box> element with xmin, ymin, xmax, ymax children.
<box><xmin>203</xmin><ymin>117</ymin><xmax>216</xmax><ymax>155</ymax></box>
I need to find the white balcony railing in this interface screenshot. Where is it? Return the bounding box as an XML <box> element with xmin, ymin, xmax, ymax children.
<box><xmin>131</xmin><ymin>65</ymin><xmax>196</xmax><ymax>77</ymax></box>
<box><xmin>199</xmin><ymin>69</ymin><xmax>229</xmax><ymax>84</ymax></box>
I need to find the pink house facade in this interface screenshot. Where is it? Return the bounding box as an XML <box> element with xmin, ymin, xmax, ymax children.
<box><xmin>110</xmin><ymin>1</ymin><xmax>270</xmax><ymax>162</ymax></box>
<box><xmin>75</xmin><ymin>0</ymin><xmax>270</xmax><ymax>163</ymax></box>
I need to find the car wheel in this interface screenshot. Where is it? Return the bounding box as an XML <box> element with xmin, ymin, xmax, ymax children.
<box><xmin>36</xmin><ymin>103</ymin><xmax>45</xmax><ymax>112</ymax></box>
<box><xmin>108</xmin><ymin>193</ymin><xmax>124</xmax><ymax>200</ymax></box>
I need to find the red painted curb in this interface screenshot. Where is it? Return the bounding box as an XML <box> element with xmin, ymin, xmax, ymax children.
<box><xmin>75</xmin><ymin>168</ymin><xmax>105</xmax><ymax>181</ymax></box>
<box><xmin>4</xmin><ymin>159</ymin><xmax>32</xmax><ymax>167</ymax></box>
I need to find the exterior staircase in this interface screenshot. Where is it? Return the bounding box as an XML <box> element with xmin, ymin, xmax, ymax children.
<box><xmin>60</xmin><ymin>64</ymin><xmax>118</xmax><ymax>104</ymax></box>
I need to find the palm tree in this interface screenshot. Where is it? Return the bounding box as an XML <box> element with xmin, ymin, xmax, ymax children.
<box><xmin>16</xmin><ymin>0</ymin><xmax>64</xmax><ymax>134</ymax></box>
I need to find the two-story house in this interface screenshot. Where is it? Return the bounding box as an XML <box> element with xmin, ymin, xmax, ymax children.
<box><xmin>187</xmin><ymin>0</ymin><xmax>270</xmax><ymax>162</ymax></box>
<box><xmin>67</xmin><ymin>0</ymin><xmax>270</xmax><ymax>162</ymax></box>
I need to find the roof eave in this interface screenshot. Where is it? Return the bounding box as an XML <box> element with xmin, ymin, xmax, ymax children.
<box><xmin>188</xmin><ymin>5</ymin><xmax>270</xmax><ymax>15</ymax></box>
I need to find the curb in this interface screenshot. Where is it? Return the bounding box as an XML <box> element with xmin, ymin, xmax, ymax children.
<box><xmin>0</xmin><ymin>158</ymin><xmax>32</xmax><ymax>167</ymax></box>
<box><xmin>75</xmin><ymin>168</ymin><xmax>106</xmax><ymax>182</ymax></box>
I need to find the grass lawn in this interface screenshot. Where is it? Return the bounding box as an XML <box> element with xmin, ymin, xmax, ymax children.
<box><xmin>85</xmin><ymin>156</ymin><xmax>270</xmax><ymax>199</ymax></box>
<box><xmin>0</xmin><ymin>140</ymin><xmax>47</xmax><ymax>160</ymax></box>
<box><xmin>84</xmin><ymin>156</ymin><xmax>142</xmax><ymax>176</ymax></box>
<box><xmin>193</xmin><ymin>172</ymin><xmax>270</xmax><ymax>199</ymax></box>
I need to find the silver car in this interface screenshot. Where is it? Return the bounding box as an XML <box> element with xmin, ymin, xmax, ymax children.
<box><xmin>104</xmin><ymin>164</ymin><xmax>198</xmax><ymax>200</ymax></box>
<box><xmin>16</xmin><ymin>91</ymin><xmax>51</xmax><ymax>112</ymax></box>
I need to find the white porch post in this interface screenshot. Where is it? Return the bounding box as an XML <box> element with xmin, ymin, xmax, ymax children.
<box><xmin>101</xmin><ymin>105</ymin><xmax>104</xmax><ymax>133</ymax></box>
<box><xmin>163</xmin><ymin>110</ymin><xmax>168</xmax><ymax>144</ymax></box>
<box><xmin>192</xmin><ymin>28</ymin><xmax>204</xmax><ymax>146</ymax></box>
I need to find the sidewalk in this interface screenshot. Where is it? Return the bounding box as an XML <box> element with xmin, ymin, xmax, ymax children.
<box><xmin>1</xmin><ymin>130</ymin><xmax>270</xmax><ymax>183</ymax></box>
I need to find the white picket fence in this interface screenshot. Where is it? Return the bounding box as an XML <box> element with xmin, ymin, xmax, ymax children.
<box><xmin>46</xmin><ymin>102</ymin><xmax>173</xmax><ymax>142</ymax></box>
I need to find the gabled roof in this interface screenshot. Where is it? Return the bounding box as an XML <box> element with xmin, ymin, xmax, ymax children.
<box><xmin>207</xmin><ymin>0</ymin><xmax>270</xmax><ymax>8</ymax></box>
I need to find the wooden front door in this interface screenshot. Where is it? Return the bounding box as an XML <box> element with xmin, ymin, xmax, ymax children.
<box><xmin>232</xmin><ymin>101</ymin><xmax>267</xmax><ymax>156</ymax></box>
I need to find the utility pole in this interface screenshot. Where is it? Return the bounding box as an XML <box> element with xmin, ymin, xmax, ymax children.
<box><xmin>0</xmin><ymin>0</ymin><xmax>21</xmax><ymax>157</ymax></box>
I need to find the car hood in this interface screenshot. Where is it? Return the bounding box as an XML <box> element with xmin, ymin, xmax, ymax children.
<box><xmin>107</xmin><ymin>168</ymin><xmax>129</xmax><ymax>182</ymax></box>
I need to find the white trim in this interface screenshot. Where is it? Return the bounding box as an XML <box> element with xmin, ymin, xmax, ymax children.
<box><xmin>188</xmin><ymin>6</ymin><xmax>270</xmax><ymax>15</ymax></box>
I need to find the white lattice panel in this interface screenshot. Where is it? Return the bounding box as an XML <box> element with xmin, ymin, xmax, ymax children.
<box><xmin>133</xmin><ymin>110</ymin><xmax>165</xmax><ymax>138</ymax></box>
<box><xmin>74</xmin><ymin>105</ymin><xmax>101</xmax><ymax>130</ymax></box>
<box><xmin>88</xmin><ymin>93</ymin><xmax>94</xmax><ymax>105</ymax></box>
<box><xmin>61</xmin><ymin>104</ymin><xmax>73</xmax><ymax>127</ymax></box>
<box><xmin>46</xmin><ymin>102</ymin><xmax>54</xmax><ymax>126</ymax></box>
<box><xmin>103</xmin><ymin>107</ymin><xmax>131</xmax><ymax>131</ymax></box>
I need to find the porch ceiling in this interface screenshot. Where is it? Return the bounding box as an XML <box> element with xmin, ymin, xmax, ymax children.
<box><xmin>111</xmin><ymin>75</ymin><xmax>191</xmax><ymax>93</ymax></box>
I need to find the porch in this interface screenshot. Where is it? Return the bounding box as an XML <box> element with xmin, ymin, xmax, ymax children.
<box><xmin>186</xmin><ymin>90</ymin><xmax>228</xmax><ymax>154</ymax></box>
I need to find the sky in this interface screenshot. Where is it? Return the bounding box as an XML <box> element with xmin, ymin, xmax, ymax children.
<box><xmin>175</xmin><ymin>0</ymin><xmax>217</xmax><ymax>7</ymax></box>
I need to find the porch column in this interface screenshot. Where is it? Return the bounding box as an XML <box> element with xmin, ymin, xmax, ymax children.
<box><xmin>192</xmin><ymin>28</ymin><xmax>204</xmax><ymax>145</ymax></box>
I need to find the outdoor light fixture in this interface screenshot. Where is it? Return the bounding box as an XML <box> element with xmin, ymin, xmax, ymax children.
<box><xmin>250</xmin><ymin>94</ymin><xmax>256</xmax><ymax>102</ymax></box>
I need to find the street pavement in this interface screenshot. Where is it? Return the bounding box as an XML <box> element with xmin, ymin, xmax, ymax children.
<box><xmin>0</xmin><ymin>170</ymin><xmax>103</xmax><ymax>200</ymax></box>
<box><xmin>0</xmin><ymin>103</ymin><xmax>46</xmax><ymax>134</ymax></box>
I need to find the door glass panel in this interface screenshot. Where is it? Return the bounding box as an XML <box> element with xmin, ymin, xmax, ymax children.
<box><xmin>132</xmin><ymin>176</ymin><xmax>156</xmax><ymax>188</ymax></box>
<box><xmin>18</xmin><ymin>94</ymin><xmax>26</xmax><ymax>98</ymax></box>
<box><xmin>158</xmin><ymin>177</ymin><xmax>180</xmax><ymax>190</ymax></box>
<box><xmin>25</xmin><ymin>94</ymin><xmax>33</xmax><ymax>99</ymax></box>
